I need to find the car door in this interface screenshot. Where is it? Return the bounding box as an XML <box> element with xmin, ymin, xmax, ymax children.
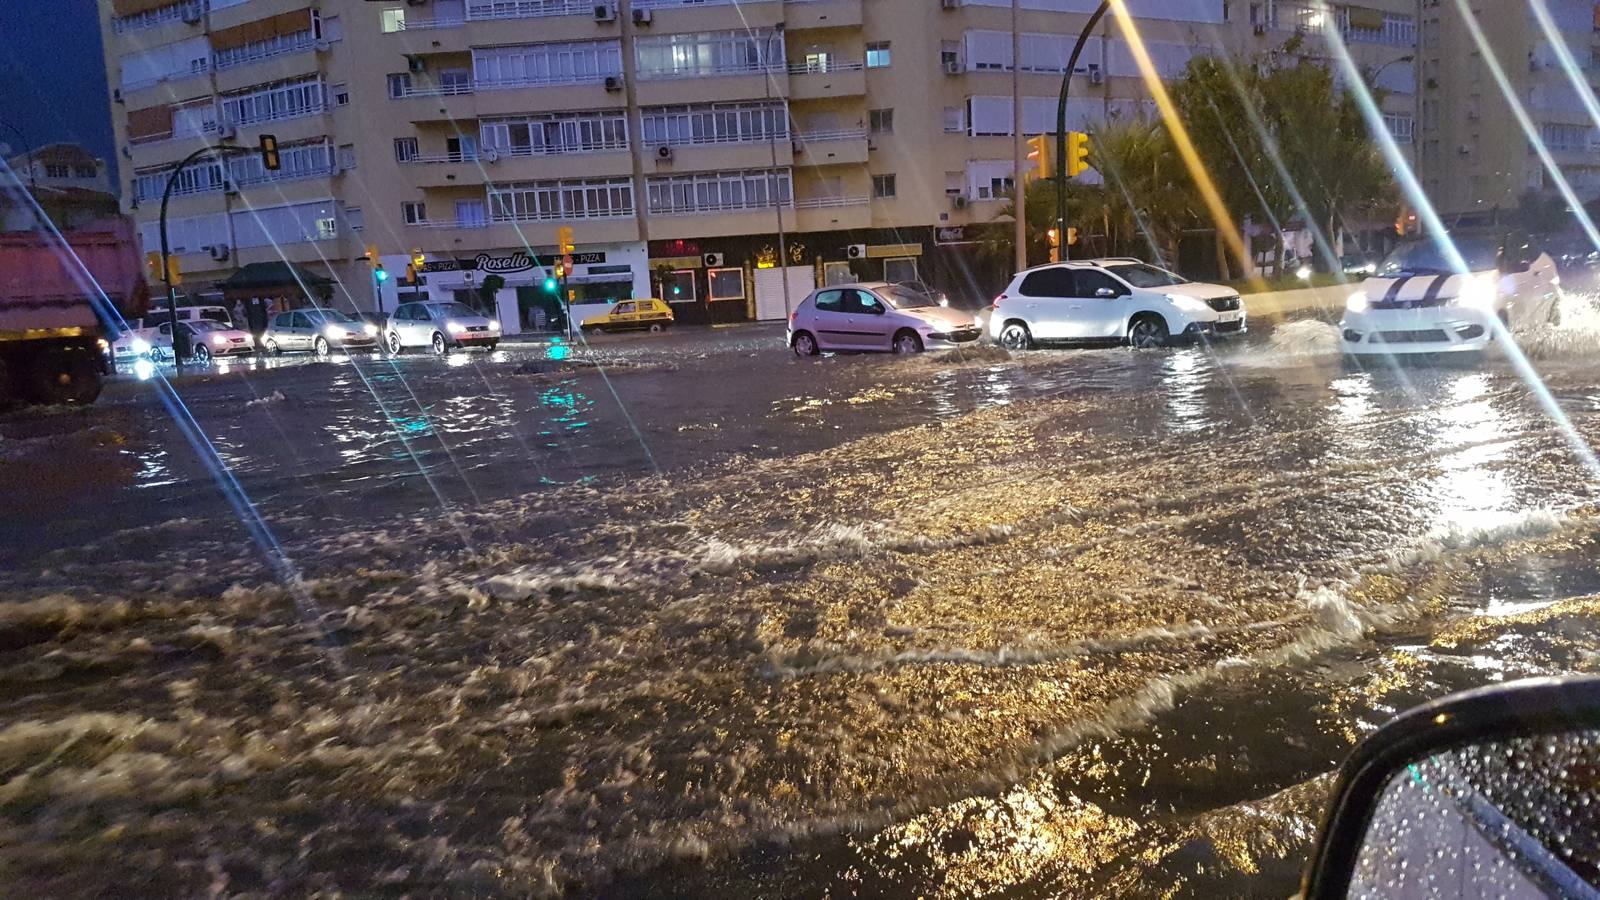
<box><xmin>808</xmin><ymin>289</ymin><xmax>851</xmax><ymax>350</ymax></box>
<box><xmin>1068</xmin><ymin>269</ymin><xmax>1133</xmax><ymax>338</ymax></box>
<box><xmin>155</xmin><ymin>322</ymin><xmax>175</xmax><ymax>356</ymax></box>
<box><xmin>1015</xmin><ymin>268</ymin><xmax>1082</xmax><ymax>340</ymax></box>
<box><xmin>285</xmin><ymin>311</ymin><xmax>312</xmax><ymax>350</ymax></box>
<box><xmin>388</xmin><ymin>305</ymin><xmax>413</xmax><ymax>346</ymax></box>
<box><xmin>842</xmin><ymin>289</ymin><xmax>894</xmax><ymax>349</ymax></box>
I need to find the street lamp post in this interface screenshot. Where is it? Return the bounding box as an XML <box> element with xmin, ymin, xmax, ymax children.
<box><xmin>1054</xmin><ymin>1</ymin><xmax>1112</xmax><ymax>263</ymax></box>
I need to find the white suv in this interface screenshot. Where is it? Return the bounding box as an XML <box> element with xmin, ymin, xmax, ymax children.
<box><xmin>988</xmin><ymin>259</ymin><xmax>1246</xmax><ymax>350</ymax></box>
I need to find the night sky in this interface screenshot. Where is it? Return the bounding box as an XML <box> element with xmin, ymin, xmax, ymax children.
<box><xmin>0</xmin><ymin>1</ymin><xmax>116</xmax><ymax>183</ymax></box>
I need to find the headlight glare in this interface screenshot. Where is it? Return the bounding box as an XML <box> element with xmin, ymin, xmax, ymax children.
<box><xmin>1346</xmin><ymin>291</ymin><xmax>1370</xmax><ymax>313</ymax></box>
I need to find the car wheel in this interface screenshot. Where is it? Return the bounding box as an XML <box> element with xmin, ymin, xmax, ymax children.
<box><xmin>313</xmin><ymin>336</ymin><xmax>330</xmax><ymax>357</ymax></box>
<box><xmin>792</xmin><ymin>330</ymin><xmax>819</xmax><ymax>357</ymax></box>
<box><xmin>264</xmin><ymin>338</ymin><xmax>281</xmax><ymax>356</ymax></box>
<box><xmin>25</xmin><ymin>346</ymin><xmax>102</xmax><ymax>405</ymax></box>
<box><xmin>484</xmin><ymin>341</ymin><xmax>498</xmax><ymax>352</ymax></box>
<box><xmin>431</xmin><ymin>332</ymin><xmax>447</xmax><ymax>356</ymax></box>
<box><xmin>386</xmin><ymin>332</ymin><xmax>402</xmax><ymax>355</ymax></box>
<box><xmin>1128</xmin><ymin>314</ymin><xmax>1169</xmax><ymax>349</ymax></box>
<box><xmin>648</xmin><ymin>323</ymin><xmax>664</xmax><ymax>333</ymax></box>
<box><xmin>998</xmin><ymin>321</ymin><xmax>1033</xmax><ymax>351</ymax></box>
<box><xmin>192</xmin><ymin>344</ymin><xmax>211</xmax><ymax>365</ymax></box>
<box><xmin>892</xmin><ymin>329</ymin><xmax>924</xmax><ymax>355</ymax></box>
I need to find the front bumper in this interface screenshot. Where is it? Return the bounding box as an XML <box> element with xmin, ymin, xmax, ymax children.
<box><xmin>1182</xmin><ymin>315</ymin><xmax>1248</xmax><ymax>338</ymax></box>
<box><xmin>923</xmin><ymin>326</ymin><xmax>985</xmax><ymax>349</ymax></box>
<box><xmin>332</xmin><ymin>335</ymin><xmax>380</xmax><ymax>349</ymax></box>
<box><xmin>451</xmin><ymin>333</ymin><xmax>499</xmax><ymax>347</ymax></box>
<box><xmin>208</xmin><ymin>343</ymin><xmax>256</xmax><ymax>356</ymax></box>
<box><xmin>1341</xmin><ymin>308</ymin><xmax>1492</xmax><ymax>354</ymax></box>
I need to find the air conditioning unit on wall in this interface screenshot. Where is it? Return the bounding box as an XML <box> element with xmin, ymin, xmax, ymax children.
<box><xmin>593</xmin><ymin>3</ymin><xmax>616</xmax><ymax>22</ymax></box>
<box><xmin>703</xmin><ymin>252</ymin><xmax>724</xmax><ymax>267</ymax></box>
<box><xmin>846</xmin><ymin>243</ymin><xmax>866</xmax><ymax>259</ymax></box>
<box><xmin>633</xmin><ymin>7</ymin><xmax>652</xmax><ymax>24</ymax></box>
<box><xmin>943</xmin><ymin>59</ymin><xmax>962</xmax><ymax>75</ymax></box>
<box><xmin>656</xmin><ymin>145</ymin><xmax>673</xmax><ymax>161</ymax></box>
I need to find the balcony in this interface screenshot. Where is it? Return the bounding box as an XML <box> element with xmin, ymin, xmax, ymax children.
<box><xmin>650</xmin><ymin>139</ymin><xmax>793</xmax><ymax>172</ymax></box>
<box><xmin>634</xmin><ymin>66</ymin><xmax>787</xmax><ymax>106</ymax></box>
<box><xmin>784</xmin><ymin>0</ymin><xmax>862</xmax><ymax>30</ymax></box>
<box><xmin>793</xmin><ymin>194</ymin><xmax>869</xmax><ymax>230</ymax></box>
<box><xmin>391</xmin><ymin>83</ymin><xmax>479</xmax><ymax>122</ymax></box>
<box><xmin>648</xmin><ymin>203</ymin><xmax>790</xmax><ymax>239</ymax></box>
<box><xmin>631</xmin><ymin>0</ymin><xmax>783</xmax><ymax>32</ymax></box>
<box><xmin>403</xmin><ymin>148</ymin><xmax>634</xmax><ymax>186</ymax></box>
<box><xmin>793</xmin><ymin>128</ymin><xmax>868</xmax><ymax>166</ymax></box>
<box><xmin>472</xmin><ymin>77</ymin><xmax>625</xmax><ymax>116</ymax></box>
<box><xmin>787</xmin><ymin>61</ymin><xmax>865</xmax><ymax>100</ymax></box>
<box><xmin>385</xmin><ymin>2</ymin><xmax>612</xmax><ymax>52</ymax></box>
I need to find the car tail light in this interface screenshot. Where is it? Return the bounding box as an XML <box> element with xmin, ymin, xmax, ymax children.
<box><xmin>790</xmin><ymin>310</ymin><xmax>798</xmax><ymax>321</ymax></box>
<box><xmin>991</xmin><ymin>293</ymin><xmax>1006</xmax><ymax>309</ymax></box>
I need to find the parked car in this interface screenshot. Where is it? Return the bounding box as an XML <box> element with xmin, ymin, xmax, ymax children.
<box><xmin>895</xmin><ymin>280</ymin><xmax>951</xmax><ymax>307</ymax></box>
<box><xmin>1340</xmin><ymin>232</ymin><xmax>1562</xmax><ymax>355</ymax></box>
<box><xmin>353</xmin><ymin>310</ymin><xmax>389</xmax><ymax>338</ymax></box>
<box><xmin>163</xmin><ymin>320</ymin><xmax>255</xmax><ymax>363</ymax></box>
<box><xmin>111</xmin><ymin>304</ymin><xmax>233</xmax><ymax>360</ymax></box>
<box><xmin>788</xmin><ymin>282</ymin><xmax>983</xmax><ymax>356</ymax></box>
<box><xmin>384</xmin><ymin>301</ymin><xmax>500</xmax><ymax>355</ymax></box>
<box><xmin>263</xmin><ymin>308</ymin><xmax>380</xmax><ymax>356</ymax></box>
<box><xmin>988</xmin><ymin>258</ymin><xmax>1246</xmax><ymax>350</ymax></box>
<box><xmin>580</xmin><ymin>298</ymin><xmax>674</xmax><ymax>333</ymax></box>
<box><xmin>1341</xmin><ymin>252</ymin><xmax>1379</xmax><ymax>276</ymax></box>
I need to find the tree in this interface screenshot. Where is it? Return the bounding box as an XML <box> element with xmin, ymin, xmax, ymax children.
<box><xmin>478</xmin><ymin>273</ymin><xmax>505</xmax><ymax>312</ymax></box>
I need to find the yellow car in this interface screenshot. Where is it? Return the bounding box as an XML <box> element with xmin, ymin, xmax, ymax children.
<box><xmin>581</xmin><ymin>298</ymin><xmax>675</xmax><ymax>333</ymax></box>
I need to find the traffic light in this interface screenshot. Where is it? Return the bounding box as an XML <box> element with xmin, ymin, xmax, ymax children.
<box><xmin>557</xmin><ymin>226</ymin><xmax>575</xmax><ymax>254</ymax></box>
<box><xmin>1066</xmin><ymin>226</ymin><xmax>1079</xmax><ymax>246</ymax></box>
<box><xmin>146</xmin><ymin>251</ymin><xmax>181</xmax><ymax>285</ymax></box>
<box><xmin>259</xmin><ymin>134</ymin><xmax>280</xmax><ymax>171</ymax></box>
<box><xmin>1066</xmin><ymin>131</ymin><xmax>1091</xmax><ymax>178</ymax></box>
<box><xmin>364</xmin><ymin>243</ymin><xmax>380</xmax><ymax>269</ymax></box>
<box><xmin>411</xmin><ymin>248</ymin><xmax>426</xmax><ymax>268</ymax></box>
<box><xmin>405</xmin><ymin>264</ymin><xmax>418</xmax><ymax>283</ymax></box>
<box><xmin>374</xmin><ymin>265</ymin><xmax>389</xmax><ymax>283</ymax></box>
<box><xmin>554</xmin><ymin>262</ymin><xmax>566</xmax><ymax>279</ymax></box>
<box><xmin>543</xmin><ymin>276</ymin><xmax>558</xmax><ymax>292</ymax></box>
<box><xmin>1025</xmin><ymin>134</ymin><xmax>1052</xmax><ymax>181</ymax></box>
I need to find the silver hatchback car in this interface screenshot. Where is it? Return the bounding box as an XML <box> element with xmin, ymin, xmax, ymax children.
<box><xmin>788</xmin><ymin>282</ymin><xmax>982</xmax><ymax>355</ymax></box>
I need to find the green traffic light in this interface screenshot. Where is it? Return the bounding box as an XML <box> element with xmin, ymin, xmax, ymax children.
<box><xmin>543</xmin><ymin>277</ymin><xmax>558</xmax><ymax>292</ymax></box>
<box><xmin>375</xmin><ymin>267</ymin><xmax>389</xmax><ymax>282</ymax></box>
<box><xmin>672</xmin><ymin>285</ymin><xmax>681</xmax><ymax>295</ymax></box>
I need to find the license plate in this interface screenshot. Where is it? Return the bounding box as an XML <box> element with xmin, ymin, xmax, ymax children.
<box><xmin>1218</xmin><ymin>312</ymin><xmax>1240</xmax><ymax>323</ymax></box>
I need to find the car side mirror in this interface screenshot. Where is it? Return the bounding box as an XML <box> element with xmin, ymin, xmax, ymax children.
<box><xmin>1302</xmin><ymin>676</ymin><xmax>1600</xmax><ymax>899</ymax></box>
<box><xmin>1095</xmin><ymin>287</ymin><xmax>1118</xmax><ymax>298</ymax></box>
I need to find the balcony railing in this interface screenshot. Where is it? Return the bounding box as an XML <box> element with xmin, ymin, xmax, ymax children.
<box><xmin>640</xmin><ymin>60</ymin><xmax>782</xmax><ymax>80</ymax></box>
<box><xmin>226</xmin><ymin>102</ymin><xmax>328</xmax><ymax>127</ymax></box>
<box><xmin>387</xmin><ymin>0</ymin><xmax>595</xmax><ymax>30</ymax></box>
<box><xmin>645</xmin><ymin>130</ymin><xmax>788</xmax><ymax>148</ymax></box>
<box><xmin>787</xmin><ymin>60</ymin><xmax>864</xmax><ymax>75</ymax></box>
<box><xmin>794</xmin><ymin>194</ymin><xmax>867</xmax><ymax>208</ymax></box>
<box><xmin>399</xmin><ymin>141</ymin><xmax>630</xmax><ymax>162</ymax></box>
<box><xmin>472</xmin><ymin>73</ymin><xmax>614</xmax><ymax>91</ymax></box>
<box><xmin>794</xmin><ymin>127</ymin><xmax>866</xmax><ymax>143</ymax></box>
<box><xmin>635</xmin><ymin>0</ymin><xmax>776</xmax><ymax>8</ymax></box>
<box><xmin>214</xmin><ymin>32</ymin><xmax>318</xmax><ymax>71</ymax></box>
<box><xmin>650</xmin><ymin>199</ymin><xmax>791</xmax><ymax>216</ymax></box>
<box><xmin>121</xmin><ymin>61</ymin><xmax>211</xmax><ymax>93</ymax></box>
<box><xmin>395</xmin><ymin>82</ymin><xmax>476</xmax><ymax>98</ymax></box>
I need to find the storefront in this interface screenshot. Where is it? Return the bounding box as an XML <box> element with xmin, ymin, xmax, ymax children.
<box><xmin>378</xmin><ymin>243</ymin><xmax>650</xmax><ymax>336</ymax></box>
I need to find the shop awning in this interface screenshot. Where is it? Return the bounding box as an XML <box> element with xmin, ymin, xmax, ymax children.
<box><xmin>216</xmin><ymin>261</ymin><xmax>335</xmax><ymax>292</ymax></box>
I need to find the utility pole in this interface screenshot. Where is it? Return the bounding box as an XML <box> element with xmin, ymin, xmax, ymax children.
<box><xmin>1055</xmin><ymin>1</ymin><xmax>1111</xmax><ymax>263</ymax></box>
<box><xmin>1011</xmin><ymin>0</ymin><xmax>1026</xmax><ymax>272</ymax></box>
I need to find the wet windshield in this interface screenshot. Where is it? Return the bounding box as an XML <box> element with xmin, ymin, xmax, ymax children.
<box><xmin>1378</xmin><ymin>237</ymin><xmax>1501</xmax><ymax>276</ymax></box>
<box><xmin>881</xmin><ymin>286</ymin><xmax>938</xmax><ymax>309</ymax></box>
<box><xmin>10</xmin><ymin>4</ymin><xmax>1600</xmax><ymax>898</ymax></box>
<box><xmin>1106</xmin><ymin>262</ymin><xmax>1189</xmax><ymax>287</ymax></box>
<box><xmin>185</xmin><ymin>320</ymin><xmax>226</xmax><ymax>332</ymax></box>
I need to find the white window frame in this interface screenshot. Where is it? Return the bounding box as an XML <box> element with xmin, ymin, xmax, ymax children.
<box><xmin>480</xmin><ymin>109</ymin><xmax>630</xmax><ymax>156</ymax></box>
<box><xmin>639</xmin><ymin>101</ymin><xmax>788</xmax><ymax>146</ymax></box>
<box><xmin>635</xmin><ymin>30</ymin><xmax>781</xmax><ymax>79</ymax></box>
<box><xmin>644</xmin><ymin>168</ymin><xmax>792</xmax><ymax>215</ymax></box>
<box><xmin>230</xmin><ymin>199</ymin><xmax>337</xmax><ymax>248</ymax></box>
<box><xmin>472</xmin><ymin>40</ymin><xmax>623</xmax><ymax>88</ymax></box>
<box><xmin>707</xmin><ymin>267</ymin><xmax>745</xmax><ymax>300</ymax></box>
<box><xmin>402</xmin><ymin>201</ymin><xmax>428</xmax><ymax>224</ymax></box>
<box><xmin>486</xmin><ymin>178</ymin><xmax>635</xmax><ymax>221</ymax></box>
<box><xmin>394</xmin><ymin>137</ymin><xmax>420</xmax><ymax>162</ymax></box>
<box><xmin>865</xmin><ymin>41</ymin><xmax>891</xmax><ymax>68</ymax></box>
<box><xmin>872</xmin><ymin>173</ymin><xmax>897</xmax><ymax>199</ymax></box>
<box><xmin>220</xmin><ymin>77</ymin><xmax>325</xmax><ymax>127</ymax></box>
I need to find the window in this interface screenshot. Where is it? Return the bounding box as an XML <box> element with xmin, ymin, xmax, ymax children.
<box><xmin>387</xmin><ymin>73</ymin><xmax>412</xmax><ymax>98</ymax></box>
<box><xmin>823</xmin><ymin>261</ymin><xmax>853</xmax><ymax>285</ymax></box>
<box><xmin>1073</xmin><ymin>270</ymin><xmax>1125</xmax><ymax>298</ymax></box>
<box><xmin>645</xmin><ymin>168</ymin><xmax>792</xmax><ymax>214</ymax></box>
<box><xmin>292</xmin><ymin>312</ymin><xmax>312</xmax><ymax>329</ymax></box>
<box><xmin>220</xmin><ymin>77</ymin><xmax>325</xmax><ymax>126</ymax></box>
<box><xmin>133</xmin><ymin>162</ymin><xmax>225</xmax><ymax>201</ymax></box>
<box><xmin>73</xmin><ymin>165</ymin><xmax>97</xmax><ymax>178</ymax></box>
<box><xmin>44</xmin><ymin>164</ymin><xmax>71</xmax><ymax>178</ymax></box>
<box><xmin>331</xmin><ymin>83</ymin><xmax>350</xmax><ymax>106</ymax></box>
<box><xmin>213</xmin><ymin>27</ymin><xmax>318</xmax><ymax>70</ymax></box>
<box><xmin>813</xmin><ymin>289</ymin><xmax>844</xmax><ymax>312</ymax></box>
<box><xmin>708</xmin><ymin>268</ymin><xmax>744</xmax><ymax>300</ymax></box>
<box><xmin>869</xmin><ymin>109</ymin><xmax>894</xmax><ymax>134</ymax></box>
<box><xmin>229</xmin><ymin>140</ymin><xmax>333</xmax><ymax>185</ymax></box>
<box><xmin>1019</xmin><ymin>267</ymin><xmax>1075</xmax><ymax>296</ymax></box>
<box><xmin>456</xmin><ymin>200</ymin><xmax>488</xmax><ymax>227</ymax></box>
<box><xmin>338</xmin><ymin>143</ymin><xmax>357</xmax><ymax>169</ymax></box>
<box><xmin>403</xmin><ymin>201</ymin><xmax>427</xmax><ymax>224</ymax></box>
<box><xmin>446</xmin><ymin>135</ymin><xmax>478</xmax><ymax>161</ymax></box>
<box><xmin>345</xmin><ymin>206</ymin><xmax>365</xmax><ymax>231</ymax></box>
<box><xmin>439</xmin><ymin>68</ymin><xmax>472</xmax><ymax>92</ymax></box>
<box><xmin>483</xmin><ymin>110</ymin><xmax>630</xmax><ymax>155</ymax></box>
<box><xmin>1540</xmin><ymin>122</ymin><xmax>1589</xmax><ymax>151</ymax></box>
<box><xmin>872</xmin><ymin>174</ymin><xmax>897</xmax><ymax>198</ymax></box>
<box><xmin>487</xmin><ymin>178</ymin><xmax>636</xmax><ymax>220</ymax></box>
<box><xmin>635</xmin><ymin>30</ymin><xmax>779</xmax><ymax>79</ymax></box>
<box><xmin>883</xmin><ymin>258</ymin><xmax>917</xmax><ymax>283</ymax></box>
<box><xmin>944</xmin><ymin>171</ymin><xmax>963</xmax><ymax>196</ymax></box>
<box><xmin>639</xmin><ymin>102</ymin><xmax>787</xmax><ymax>146</ymax></box>
<box><xmin>663</xmin><ymin>270</ymin><xmax>696</xmax><ymax>302</ymax></box>
<box><xmin>1383</xmin><ymin>113</ymin><xmax>1414</xmax><ymax>144</ymax></box>
<box><xmin>394</xmin><ymin>138</ymin><xmax>420</xmax><ymax>162</ymax></box>
<box><xmin>230</xmin><ymin>200</ymin><xmax>338</xmax><ymax>248</ymax></box>
<box><xmin>943</xmin><ymin>107</ymin><xmax>964</xmax><ymax>133</ymax></box>
<box><xmin>841</xmin><ymin>290</ymin><xmax>883</xmax><ymax>315</ymax></box>
<box><xmin>381</xmin><ymin>8</ymin><xmax>407</xmax><ymax>32</ymax></box>
<box><xmin>473</xmin><ymin>40</ymin><xmax>624</xmax><ymax>87</ymax></box>
<box><xmin>866</xmin><ymin>41</ymin><xmax>891</xmax><ymax>68</ymax></box>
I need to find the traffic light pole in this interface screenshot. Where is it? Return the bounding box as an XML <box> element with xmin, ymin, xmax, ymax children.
<box><xmin>159</xmin><ymin>138</ymin><xmax>279</xmax><ymax>371</ymax></box>
<box><xmin>1054</xmin><ymin>0</ymin><xmax>1110</xmax><ymax>262</ymax></box>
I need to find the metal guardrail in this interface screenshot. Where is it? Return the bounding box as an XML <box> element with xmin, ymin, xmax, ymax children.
<box><xmin>794</xmin><ymin>128</ymin><xmax>866</xmax><ymax>142</ymax></box>
<box><xmin>787</xmin><ymin>60</ymin><xmax>865</xmax><ymax>75</ymax></box>
<box><xmin>793</xmin><ymin>195</ymin><xmax>867</xmax><ymax>208</ymax></box>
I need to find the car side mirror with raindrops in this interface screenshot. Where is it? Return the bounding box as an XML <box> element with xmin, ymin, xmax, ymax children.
<box><xmin>1095</xmin><ymin>287</ymin><xmax>1118</xmax><ymax>298</ymax></box>
<box><xmin>1301</xmin><ymin>676</ymin><xmax>1600</xmax><ymax>899</ymax></box>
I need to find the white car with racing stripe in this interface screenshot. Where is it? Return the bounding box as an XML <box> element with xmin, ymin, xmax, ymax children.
<box><xmin>1341</xmin><ymin>233</ymin><xmax>1562</xmax><ymax>355</ymax></box>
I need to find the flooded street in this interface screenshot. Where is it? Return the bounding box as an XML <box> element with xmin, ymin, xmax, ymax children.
<box><xmin>3</xmin><ymin>312</ymin><xmax>1600</xmax><ymax>896</ymax></box>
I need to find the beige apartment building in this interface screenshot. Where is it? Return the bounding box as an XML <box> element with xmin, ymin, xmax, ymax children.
<box><xmin>101</xmin><ymin>0</ymin><xmax>1415</xmax><ymax>329</ymax></box>
<box><xmin>1418</xmin><ymin>0</ymin><xmax>1600</xmax><ymax>217</ymax></box>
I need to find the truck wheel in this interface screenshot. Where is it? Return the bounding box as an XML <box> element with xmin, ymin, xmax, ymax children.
<box><xmin>27</xmin><ymin>346</ymin><xmax>102</xmax><ymax>405</ymax></box>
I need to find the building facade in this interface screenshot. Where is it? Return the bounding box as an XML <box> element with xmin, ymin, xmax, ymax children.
<box><xmin>2</xmin><ymin>143</ymin><xmax>119</xmax><ymax>231</ymax></box>
<box><xmin>100</xmin><ymin>0</ymin><xmax>1416</xmax><ymax>329</ymax></box>
<box><xmin>1418</xmin><ymin>0</ymin><xmax>1600</xmax><ymax>216</ymax></box>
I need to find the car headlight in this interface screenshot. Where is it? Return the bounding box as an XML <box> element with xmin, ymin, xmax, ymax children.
<box><xmin>324</xmin><ymin>325</ymin><xmax>343</xmax><ymax>339</ymax></box>
<box><xmin>363</xmin><ymin>323</ymin><xmax>378</xmax><ymax>336</ymax></box>
<box><xmin>131</xmin><ymin>336</ymin><xmax>151</xmax><ymax>354</ymax></box>
<box><xmin>1346</xmin><ymin>290</ymin><xmax>1370</xmax><ymax>313</ymax></box>
<box><xmin>1165</xmin><ymin>293</ymin><xmax>1211</xmax><ymax>314</ymax></box>
<box><xmin>1453</xmin><ymin>271</ymin><xmax>1498</xmax><ymax>309</ymax></box>
<box><xmin>972</xmin><ymin>314</ymin><xmax>984</xmax><ymax>328</ymax></box>
<box><xmin>446</xmin><ymin>321</ymin><xmax>466</xmax><ymax>334</ymax></box>
<box><xmin>488</xmin><ymin>320</ymin><xmax>501</xmax><ymax>332</ymax></box>
<box><xmin>213</xmin><ymin>334</ymin><xmax>228</xmax><ymax>346</ymax></box>
<box><xmin>1296</xmin><ymin>265</ymin><xmax>1313</xmax><ymax>281</ymax></box>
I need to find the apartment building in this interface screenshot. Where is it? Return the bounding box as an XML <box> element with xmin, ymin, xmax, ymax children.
<box><xmin>100</xmin><ymin>0</ymin><xmax>1415</xmax><ymax>328</ymax></box>
<box><xmin>2</xmin><ymin>143</ymin><xmax>120</xmax><ymax>231</ymax></box>
<box><xmin>1416</xmin><ymin>0</ymin><xmax>1600</xmax><ymax>216</ymax></box>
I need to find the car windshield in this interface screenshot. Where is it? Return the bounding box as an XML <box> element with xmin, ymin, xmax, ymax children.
<box><xmin>880</xmin><ymin>286</ymin><xmax>938</xmax><ymax>309</ymax></box>
<box><xmin>1105</xmin><ymin>262</ymin><xmax>1189</xmax><ymax>287</ymax></box>
<box><xmin>430</xmin><ymin>302</ymin><xmax>479</xmax><ymax>318</ymax></box>
<box><xmin>1378</xmin><ymin>236</ymin><xmax>1500</xmax><ymax>276</ymax></box>
<box><xmin>186</xmin><ymin>320</ymin><xmax>225</xmax><ymax>332</ymax></box>
<box><xmin>309</xmin><ymin>309</ymin><xmax>356</xmax><ymax>323</ymax></box>
<box><xmin>198</xmin><ymin>309</ymin><xmax>231</xmax><ymax>323</ymax></box>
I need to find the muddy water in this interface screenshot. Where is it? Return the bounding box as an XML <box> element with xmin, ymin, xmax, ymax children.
<box><xmin>2</xmin><ymin>314</ymin><xmax>1600</xmax><ymax>896</ymax></box>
